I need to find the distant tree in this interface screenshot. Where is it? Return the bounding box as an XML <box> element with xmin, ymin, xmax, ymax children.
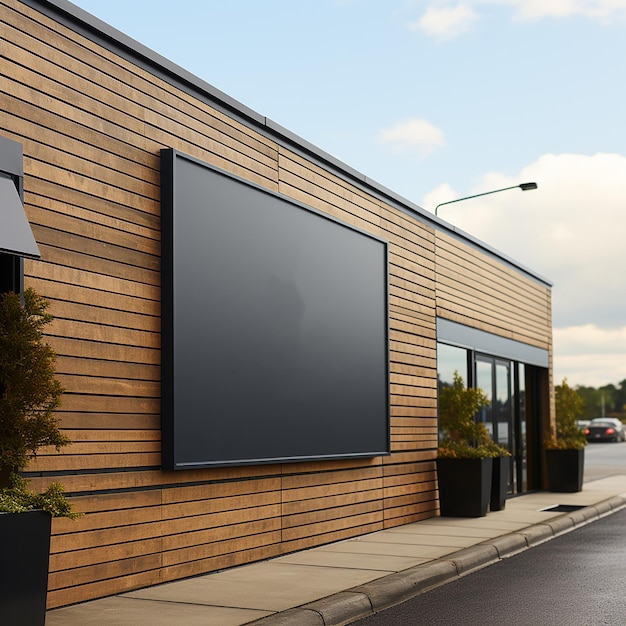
<box><xmin>572</xmin><ymin>380</ymin><xmax>626</xmax><ymax>421</ymax></box>
<box><xmin>599</xmin><ymin>383</ymin><xmax>617</xmax><ymax>414</ymax></box>
<box><xmin>575</xmin><ymin>385</ymin><xmax>601</xmax><ymax>420</ymax></box>
<box><xmin>615</xmin><ymin>379</ymin><xmax>626</xmax><ymax>415</ymax></box>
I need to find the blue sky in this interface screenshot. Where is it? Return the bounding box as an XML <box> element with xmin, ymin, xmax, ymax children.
<box><xmin>70</xmin><ymin>0</ymin><xmax>626</xmax><ymax>388</ymax></box>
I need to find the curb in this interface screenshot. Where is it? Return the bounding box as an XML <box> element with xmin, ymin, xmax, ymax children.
<box><xmin>250</xmin><ymin>495</ymin><xmax>626</xmax><ymax>626</ymax></box>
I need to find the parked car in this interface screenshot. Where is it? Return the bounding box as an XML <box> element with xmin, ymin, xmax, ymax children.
<box><xmin>585</xmin><ymin>418</ymin><xmax>626</xmax><ymax>442</ymax></box>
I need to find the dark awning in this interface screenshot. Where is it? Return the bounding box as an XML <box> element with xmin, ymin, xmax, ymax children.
<box><xmin>0</xmin><ymin>176</ymin><xmax>40</xmax><ymax>259</ymax></box>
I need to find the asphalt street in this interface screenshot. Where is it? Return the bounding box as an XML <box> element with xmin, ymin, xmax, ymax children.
<box><xmin>351</xmin><ymin>499</ymin><xmax>626</xmax><ymax>625</ymax></box>
<box><xmin>584</xmin><ymin>440</ymin><xmax>626</xmax><ymax>481</ymax></box>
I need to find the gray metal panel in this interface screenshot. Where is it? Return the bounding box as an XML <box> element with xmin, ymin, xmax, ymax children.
<box><xmin>0</xmin><ymin>176</ymin><xmax>40</xmax><ymax>259</ymax></box>
<box><xmin>437</xmin><ymin>318</ymin><xmax>549</xmax><ymax>368</ymax></box>
<box><xmin>161</xmin><ymin>150</ymin><xmax>390</xmax><ymax>469</ymax></box>
<box><xmin>0</xmin><ymin>136</ymin><xmax>24</xmax><ymax>177</ymax></box>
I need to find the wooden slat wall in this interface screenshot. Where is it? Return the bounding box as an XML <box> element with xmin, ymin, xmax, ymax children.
<box><xmin>435</xmin><ymin>231</ymin><xmax>552</xmax><ymax>349</ymax></box>
<box><xmin>1</xmin><ymin>0</ymin><xmax>551</xmax><ymax>609</ymax></box>
<box><xmin>0</xmin><ymin>0</ymin><xmax>442</xmax><ymax>608</ymax></box>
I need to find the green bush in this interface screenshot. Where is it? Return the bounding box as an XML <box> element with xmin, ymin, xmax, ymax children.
<box><xmin>438</xmin><ymin>371</ymin><xmax>510</xmax><ymax>459</ymax></box>
<box><xmin>0</xmin><ymin>474</ymin><xmax>80</xmax><ymax>518</ymax></box>
<box><xmin>0</xmin><ymin>288</ymin><xmax>79</xmax><ymax>517</ymax></box>
<box><xmin>545</xmin><ymin>378</ymin><xmax>587</xmax><ymax>450</ymax></box>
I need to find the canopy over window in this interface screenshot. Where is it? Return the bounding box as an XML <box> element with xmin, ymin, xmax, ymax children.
<box><xmin>0</xmin><ymin>176</ymin><xmax>40</xmax><ymax>259</ymax></box>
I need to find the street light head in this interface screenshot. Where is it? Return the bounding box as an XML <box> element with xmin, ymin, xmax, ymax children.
<box><xmin>434</xmin><ymin>181</ymin><xmax>539</xmax><ymax>216</ymax></box>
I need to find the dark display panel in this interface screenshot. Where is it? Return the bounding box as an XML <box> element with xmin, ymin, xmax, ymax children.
<box><xmin>161</xmin><ymin>150</ymin><xmax>389</xmax><ymax>468</ymax></box>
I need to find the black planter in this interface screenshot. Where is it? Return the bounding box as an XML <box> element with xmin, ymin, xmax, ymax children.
<box><xmin>0</xmin><ymin>509</ymin><xmax>52</xmax><ymax>626</ymax></box>
<box><xmin>437</xmin><ymin>457</ymin><xmax>493</xmax><ymax>517</ymax></box>
<box><xmin>546</xmin><ymin>448</ymin><xmax>585</xmax><ymax>493</ymax></box>
<box><xmin>490</xmin><ymin>456</ymin><xmax>510</xmax><ymax>512</ymax></box>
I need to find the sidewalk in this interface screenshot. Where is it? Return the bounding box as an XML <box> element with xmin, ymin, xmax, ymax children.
<box><xmin>46</xmin><ymin>475</ymin><xmax>626</xmax><ymax>626</ymax></box>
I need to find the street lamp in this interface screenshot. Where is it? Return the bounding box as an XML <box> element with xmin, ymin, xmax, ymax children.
<box><xmin>434</xmin><ymin>182</ymin><xmax>538</xmax><ymax>216</ymax></box>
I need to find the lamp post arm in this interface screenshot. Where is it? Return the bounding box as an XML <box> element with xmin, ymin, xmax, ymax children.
<box><xmin>434</xmin><ymin>185</ymin><xmax>522</xmax><ymax>216</ymax></box>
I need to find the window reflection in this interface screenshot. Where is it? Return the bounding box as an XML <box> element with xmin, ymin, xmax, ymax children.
<box><xmin>437</xmin><ymin>343</ymin><xmax>467</xmax><ymax>393</ymax></box>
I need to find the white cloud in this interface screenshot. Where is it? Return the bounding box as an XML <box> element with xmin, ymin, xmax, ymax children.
<box><xmin>422</xmin><ymin>152</ymin><xmax>626</xmax><ymax>387</ymax></box>
<box><xmin>554</xmin><ymin>325</ymin><xmax>626</xmax><ymax>387</ymax></box>
<box><xmin>411</xmin><ymin>0</ymin><xmax>626</xmax><ymax>39</ymax></box>
<box><xmin>555</xmin><ymin>325</ymin><xmax>626</xmax><ymax>356</ymax></box>
<box><xmin>409</xmin><ymin>4</ymin><xmax>478</xmax><ymax>39</ymax></box>
<box><xmin>378</xmin><ymin>118</ymin><xmax>445</xmax><ymax>156</ymax></box>
<box><xmin>504</xmin><ymin>0</ymin><xmax>626</xmax><ymax>22</ymax></box>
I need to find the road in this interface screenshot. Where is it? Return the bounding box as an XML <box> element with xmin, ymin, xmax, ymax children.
<box><xmin>351</xmin><ymin>506</ymin><xmax>626</xmax><ymax>626</ymax></box>
<box><xmin>584</xmin><ymin>440</ymin><xmax>626</xmax><ymax>481</ymax></box>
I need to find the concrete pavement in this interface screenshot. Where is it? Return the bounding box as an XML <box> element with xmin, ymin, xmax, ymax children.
<box><xmin>46</xmin><ymin>475</ymin><xmax>626</xmax><ymax>626</ymax></box>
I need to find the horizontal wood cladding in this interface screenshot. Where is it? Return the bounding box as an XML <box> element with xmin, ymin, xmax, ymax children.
<box><xmin>435</xmin><ymin>231</ymin><xmax>552</xmax><ymax>349</ymax></box>
<box><xmin>0</xmin><ymin>0</ymin><xmax>547</xmax><ymax>610</ymax></box>
<box><xmin>2</xmin><ymin>2</ymin><xmax>278</xmax><ymax>186</ymax></box>
<box><xmin>43</xmin><ymin>462</ymin><xmax>437</xmax><ymax>606</ymax></box>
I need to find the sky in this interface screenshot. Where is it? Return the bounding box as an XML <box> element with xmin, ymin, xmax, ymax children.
<box><xmin>69</xmin><ymin>0</ymin><xmax>626</xmax><ymax>388</ymax></box>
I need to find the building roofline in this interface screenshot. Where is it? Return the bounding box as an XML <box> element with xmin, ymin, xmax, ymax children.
<box><xmin>22</xmin><ymin>0</ymin><xmax>552</xmax><ymax>288</ymax></box>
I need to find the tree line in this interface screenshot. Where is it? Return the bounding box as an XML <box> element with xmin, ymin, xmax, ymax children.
<box><xmin>574</xmin><ymin>380</ymin><xmax>626</xmax><ymax>421</ymax></box>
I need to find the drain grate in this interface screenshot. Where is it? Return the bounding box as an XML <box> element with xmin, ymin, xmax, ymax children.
<box><xmin>539</xmin><ymin>504</ymin><xmax>586</xmax><ymax>513</ymax></box>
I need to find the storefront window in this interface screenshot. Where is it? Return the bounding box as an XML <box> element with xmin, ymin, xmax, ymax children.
<box><xmin>437</xmin><ymin>327</ymin><xmax>545</xmax><ymax>495</ymax></box>
<box><xmin>437</xmin><ymin>343</ymin><xmax>468</xmax><ymax>392</ymax></box>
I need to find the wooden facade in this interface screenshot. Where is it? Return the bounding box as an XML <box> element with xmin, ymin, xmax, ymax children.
<box><xmin>435</xmin><ymin>231</ymin><xmax>552</xmax><ymax>349</ymax></box>
<box><xmin>1</xmin><ymin>0</ymin><xmax>552</xmax><ymax>608</ymax></box>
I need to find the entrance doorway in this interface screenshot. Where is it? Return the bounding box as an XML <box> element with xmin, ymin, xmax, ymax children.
<box><xmin>475</xmin><ymin>355</ymin><xmax>529</xmax><ymax>494</ymax></box>
<box><xmin>437</xmin><ymin>339</ymin><xmax>546</xmax><ymax>494</ymax></box>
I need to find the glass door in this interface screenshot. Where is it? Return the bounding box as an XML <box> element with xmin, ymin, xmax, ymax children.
<box><xmin>495</xmin><ymin>360</ymin><xmax>512</xmax><ymax>451</ymax></box>
<box><xmin>476</xmin><ymin>355</ymin><xmax>515</xmax><ymax>494</ymax></box>
<box><xmin>475</xmin><ymin>358</ymin><xmax>494</xmax><ymax>438</ymax></box>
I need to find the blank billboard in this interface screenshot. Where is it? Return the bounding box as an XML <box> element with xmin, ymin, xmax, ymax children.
<box><xmin>161</xmin><ymin>149</ymin><xmax>389</xmax><ymax>469</ymax></box>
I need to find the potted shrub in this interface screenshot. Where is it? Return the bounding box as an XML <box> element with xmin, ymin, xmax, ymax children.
<box><xmin>437</xmin><ymin>372</ymin><xmax>510</xmax><ymax>517</ymax></box>
<box><xmin>0</xmin><ymin>288</ymin><xmax>80</xmax><ymax>626</ymax></box>
<box><xmin>544</xmin><ymin>378</ymin><xmax>587</xmax><ymax>492</ymax></box>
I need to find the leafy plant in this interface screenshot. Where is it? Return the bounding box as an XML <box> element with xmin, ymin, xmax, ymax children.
<box><xmin>438</xmin><ymin>371</ymin><xmax>510</xmax><ymax>459</ymax></box>
<box><xmin>0</xmin><ymin>288</ymin><xmax>79</xmax><ymax>517</ymax></box>
<box><xmin>0</xmin><ymin>474</ymin><xmax>80</xmax><ymax>518</ymax></box>
<box><xmin>545</xmin><ymin>378</ymin><xmax>587</xmax><ymax>450</ymax></box>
